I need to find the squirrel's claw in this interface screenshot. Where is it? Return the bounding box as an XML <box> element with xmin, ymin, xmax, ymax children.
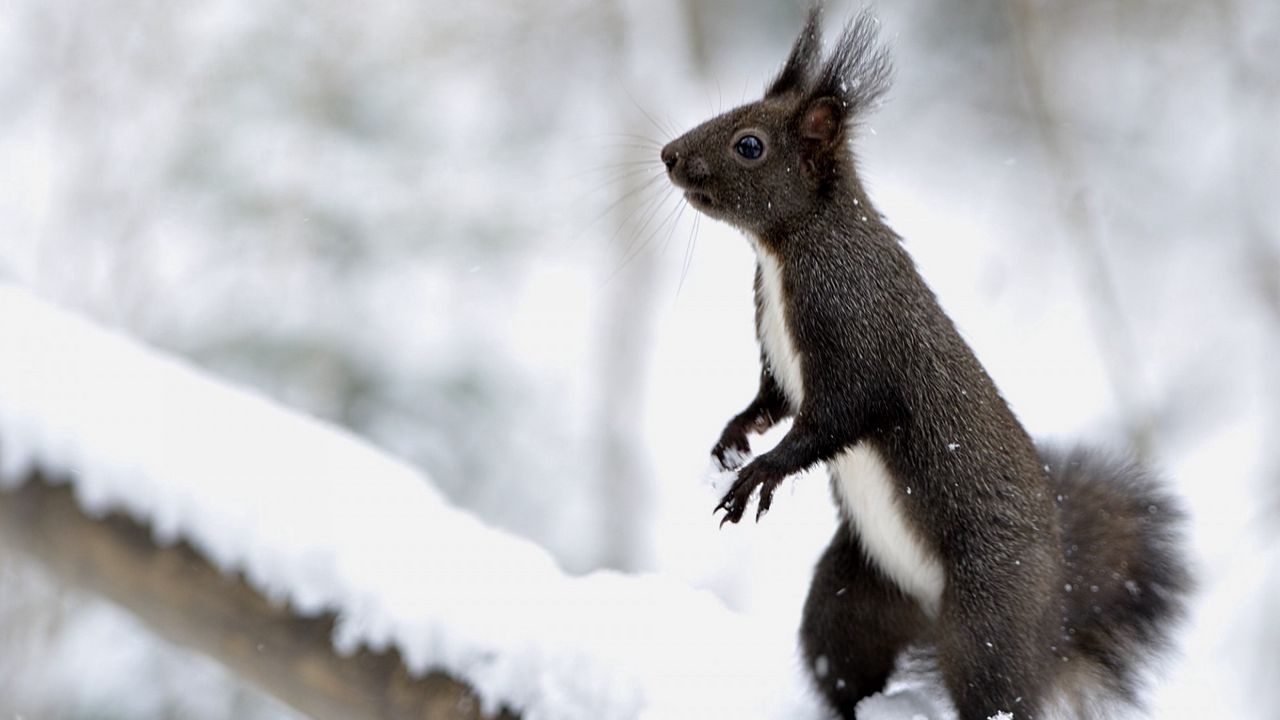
<box><xmin>716</xmin><ymin>461</ymin><xmax>783</xmax><ymax>527</ymax></box>
<box><xmin>752</xmin><ymin>489</ymin><xmax>773</xmax><ymax>517</ymax></box>
<box><xmin>754</xmin><ymin>476</ymin><xmax>784</xmax><ymax>522</ymax></box>
<box><xmin>715</xmin><ymin>478</ymin><xmax>748</xmax><ymax>526</ymax></box>
<box><xmin>713</xmin><ymin>494</ymin><xmax>733</xmax><ymax>516</ymax></box>
<box><xmin>717</xmin><ymin>492</ymin><xmax>747</xmax><ymax>526</ymax></box>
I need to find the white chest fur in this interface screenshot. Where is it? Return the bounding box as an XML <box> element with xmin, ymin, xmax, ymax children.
<box><xmin>754</xmin><ymin>248</ymin><xmax>805</xmax><ymax>409</ymax></box>
<box><xmin>752</xmin><ymin>243</ymin><xmax>946</xmax><ymax>615</ymax></box>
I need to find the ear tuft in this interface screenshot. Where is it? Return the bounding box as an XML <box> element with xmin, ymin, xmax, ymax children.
<box><xmin>813</xmin><ymin>10</ymin><xmax>892</xmax><ymax>121</ymax></box>
<box><xmin>765</xmin><ymin>2</ymin><xmax>824</xmax><ymax>98</ymax></box>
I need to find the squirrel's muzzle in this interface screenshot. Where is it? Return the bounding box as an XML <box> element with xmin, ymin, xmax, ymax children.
<box><xmin>661</xmin><ymin>141</ymin><xmax>709</xmax><ymax>188</ymax></box>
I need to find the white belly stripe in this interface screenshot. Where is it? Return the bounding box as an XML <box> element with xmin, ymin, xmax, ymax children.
<box><xmin>832</xmin><ymin>445</ymin><xmax>946</xmax><ymax>616</ymax></box>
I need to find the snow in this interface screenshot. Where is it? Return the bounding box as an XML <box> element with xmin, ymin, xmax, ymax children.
<box><xmin>0</xmin><ymin>282</ymin><xmax>841</xmax><ymax>719</ymax></box>
<box><xmin>0</xmin><ymin>573</ymin><xmax>295</xmax><ymax>720</ymax></box>
<box><xmin>855</xmin><ymin>651</ymin><xmax>957</xmax><ymax>720</ymax></box>
<box><xmin>702</xmin><ymin>456</ymin><xmax>745</xmax><ymax>497</ymax></box>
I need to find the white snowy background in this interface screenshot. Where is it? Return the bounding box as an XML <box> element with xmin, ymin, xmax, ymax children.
<box><xmin>0</xmin><ymin>0</ymin><xmax>1277</xmax><ymax>717</ymax></box>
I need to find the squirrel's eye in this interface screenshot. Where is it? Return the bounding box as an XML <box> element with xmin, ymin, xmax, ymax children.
<box><xmin>734</xmin><ymin>134</ymin><xmax>764</xmax><ymax>161</ymax></box>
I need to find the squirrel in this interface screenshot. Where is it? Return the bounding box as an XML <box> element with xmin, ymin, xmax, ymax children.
<box><xmin>659</xmin><ymin>5</ymin><xmax>1191</xmax><ymax>719</ymax></box>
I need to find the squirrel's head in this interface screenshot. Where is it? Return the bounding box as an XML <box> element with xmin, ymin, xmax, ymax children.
<box><xmin>661</xmin><ymin>5</ymin><xmax>890</xmax><ymax>235</ymax></box>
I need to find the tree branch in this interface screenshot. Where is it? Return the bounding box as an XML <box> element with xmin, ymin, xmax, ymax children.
<box><xmin>0</xmin><ymin>475</ymin><xmax>517</xmax><ymax>720</ymax></box>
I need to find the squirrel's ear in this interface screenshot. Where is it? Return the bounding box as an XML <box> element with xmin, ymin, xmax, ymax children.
<box><xmin>766</xmin><ymin>3</ymin><xmax>823</xmax><ymax>98</ymax></box>
<box><xmin>801</xmin><ymin>97</ymin><xmax>843</xmax><ymax>150</ymax></box>
<box><xmin>798</xmin><ymin>96</ymin><xmax>844</xmax><ymax>181</ymax></box>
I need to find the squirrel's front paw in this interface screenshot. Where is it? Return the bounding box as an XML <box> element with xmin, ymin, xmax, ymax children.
<box><xmin>715</xmin><ymin>458</ymin><xmax>785</xmax><ymax>526</ymax></box>
<box><xmin>711</xmin><ymin>431</ymin><xmax>752</xmax><ymax>472</ymax></box>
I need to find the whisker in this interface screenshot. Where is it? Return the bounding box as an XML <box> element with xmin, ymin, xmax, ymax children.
<box><xmin>635</xmin><ymin>194</ymin><xmax>688</xmax><ymax>276</ymax></box>
<box><xmin>622</xmin><ymin>85</ymin><xmax>674</xmax><ymax>143</ymax></box>
<box><xmin>589</xmin><ymin>132</ymin><xmax>665</xmax><ymax>146</ymax></box>
<box><xmin>662</xmin><ymin>113</ymin><xmax>683</xmax><ymax>140</ymax></box>
<box><xmin>617</xmin><ymin>175</ymin><xmax>668</xmax><ymax>220</ymax></box>
<box><xmin>590</xmin><ymin>143</ymin><xmax>665</xmax><ymax>154</ymax></box>
<box><xmin>608</xmin><ymin>188</ymin><xmax>685</xmax><ymax>281</ymax></box>
<box><xmin>606</xmin><ymin>165</ymin><xmax>668</xmax><ymax>183</ymax></box>
<box><xmin>570</xmin><ymin>172</ymin><xmax>667</xmax><ymax>244</ymax></box>
<box><xmin>659</xmin><ymin>196</ymin><xmax>690</xmax><ymax>256</ymax></box>
<box><xmin>576</xmin><ymin>167</ymin><xmax>666</xmax><ymax>200</ymax></box>
<box><xmin>571</xmin><ymin>164</ymin><xmax>665</xmax><ymax>186</ymax></box>
<box><xmin>610</xmin><ymin>183</ymin><xmax>674</xmax><ymax>262</ymax></box>
<box><xmin>620</xmin><ymin>184</ymin><xmax>678</xmax><ymax>255</ymax></box>
<box><xmin>677</xmin><ymin>212</ymin><xmax>702</xmax><ymax>296</ymax></box>
<box><xmin>568</xmin><ymin>161</ymin><xmax>662</xmax><ymax>182</ymax></box>
<box><xmin>599</xmin><ymin>203</ymin><xmax>671</xmax><ymax>286</ymax></box>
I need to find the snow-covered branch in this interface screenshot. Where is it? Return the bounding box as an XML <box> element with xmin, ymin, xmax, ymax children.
<box><xmin>0</xmin><ymin>477</ymin><xmax>507</xmax><ymax>720</ymax></box>
<box><xmin>0</xmin><ymin>284</ymin><xmax>818</xmax><ymax>720</ymax></box>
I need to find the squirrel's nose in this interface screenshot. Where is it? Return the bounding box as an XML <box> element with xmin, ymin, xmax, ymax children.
<box><xmin>661</xmin><ymin>144</ymin><xmax>679</xmax><ymax>172</ymax></box>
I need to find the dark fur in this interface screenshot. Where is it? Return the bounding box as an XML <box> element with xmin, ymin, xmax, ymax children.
<box><xmin>1040</xmin><ymin>445</ymin><xmax>1192</xmax><ymax>709</ymax></box>
<box><xmin>802</xmin><ymin>444</ymin><xmax>1191</xmax><ymax>719</ymax></box>
<box><xmin>661</xmin><ymin>6</ymin><xmax>1190</xmax><ymax>718</ymax></box>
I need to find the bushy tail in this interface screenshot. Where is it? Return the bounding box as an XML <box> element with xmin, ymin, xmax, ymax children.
<box><xmin>1042</xmin><ymin>444</ymin><xmax>1193</xmax><ymax>714</ymax></box>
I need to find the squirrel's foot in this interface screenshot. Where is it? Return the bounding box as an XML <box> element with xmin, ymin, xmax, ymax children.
<box><xmin>715</xmin><ymin>458</ymin><xmax>784</xmax><ymax>526</ymax></box>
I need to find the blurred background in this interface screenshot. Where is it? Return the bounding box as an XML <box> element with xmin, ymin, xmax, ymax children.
<box><xmin>1</xmin><ymin>0</ymin><xmax>1277</xmax><ymax>717</ymax></box>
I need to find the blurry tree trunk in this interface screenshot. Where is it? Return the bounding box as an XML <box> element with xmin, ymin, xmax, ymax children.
<box><xmin>589</xmin><ymin>0</ymin><xmax>713</xmax><ymax>572</ymax></box>
<box><xmin>1211</xmin><ymin>0</ymin><xmax>1280</xmax><ymax>510</ymax></box>
<box><xmin>1005</xmin><ymin>0</ymin><xmax>1154</xmax><ymax>458</ymax></box>
<box><xmin>0</xmin><ymin>476</ymin><xmax>517</xmax><ymax>720</ymax></box>
<box><xmin>594</xmin><ymin>142</ymin><xmax>662</xmax><ymax>574</ymax></box>
<box><xmin>680</xmin><ymin>0</ymin><xmax>711</xmax><ymax>75</ymax></box>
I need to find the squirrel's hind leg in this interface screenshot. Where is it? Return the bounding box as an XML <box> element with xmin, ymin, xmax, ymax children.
<box><xmin>935</xmin><ymin>560</ymin><xmax>1060</xmax><ymax>720</ymax></box>
<box><xmin>800</xmin><ymin>526</ymin><xmax>930</xmax><ymax>719</ymax></box>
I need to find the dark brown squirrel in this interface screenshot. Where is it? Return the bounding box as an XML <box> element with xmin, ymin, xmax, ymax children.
<box><xmin>659</xmin><ymin>5</ymin><xmax>1191</xmax><ymax>719</ymax></box>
